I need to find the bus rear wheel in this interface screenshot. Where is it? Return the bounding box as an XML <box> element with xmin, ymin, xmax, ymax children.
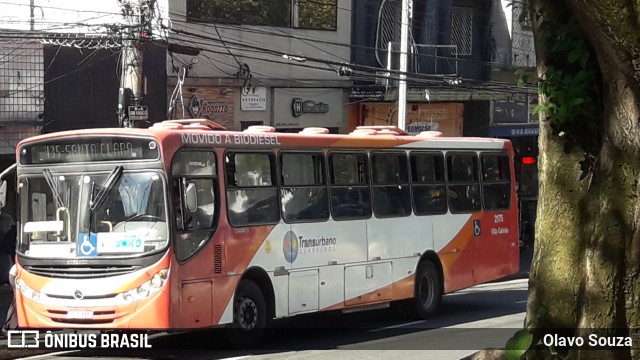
<box><xmin>226</xmin><ymin>279</ymin><xmax>267</xmax><ymax>348</ymax></box>
<box><xmin>413</xmin><ymin>261</ymin><xmax>442</xmax><ymax>319</ymax></box>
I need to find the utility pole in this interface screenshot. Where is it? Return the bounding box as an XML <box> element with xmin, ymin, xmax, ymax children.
<box><xmin>30</xmin><ymin>0</ymin><xmax>34</xmax><ymax>30</ymax></box>
<box><xmin>397</xmin><ymin>0</ymin><xmax>412</xmax><ymax>131</ymax></box>
<box><xmin>118</xmin><ymin>0</ymin><xmax>150</xmax><ymax>128</ymax></box>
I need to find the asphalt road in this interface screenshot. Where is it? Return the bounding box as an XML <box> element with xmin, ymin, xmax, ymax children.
<box><xmin>1</xmin><ymin>247</ymin><xmax>533</xmax><ymax>360</ymax></box>
<box><xmin>8</xmin><ymin>278</ymin><xmax>528</xmax><ymax>360</ymax></box>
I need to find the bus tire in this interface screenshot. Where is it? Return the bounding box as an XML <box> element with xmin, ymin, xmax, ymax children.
<box><xmin>226</xmin><ymin>279</ymin><xmax>267</xmax><ymax>348</ymax></box>
<box><xmin>413</xmin><ymin>261</ymin><xmax>442</xmax><ymax>319</ymax></box>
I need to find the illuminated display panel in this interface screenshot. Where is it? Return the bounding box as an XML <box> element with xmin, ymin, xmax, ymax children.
<box><xmin>20</xmin><ymin>137</ymin><xmax>159</xmax><ymax>165</ymax></box>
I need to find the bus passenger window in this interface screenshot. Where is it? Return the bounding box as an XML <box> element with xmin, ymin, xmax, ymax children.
<box><xmin>371</xmin><ymin>152</ymin><xmax>411</xmax><ymax>218</ymax></box>
<box><xmin>225</xmin><ymin>152</ymin><xmax>280</xmax><ymax>226</ymax></box>
<box><xmin>447</xmin><ymin>153</ymin><xmax>481</xmax><ymax>213</ymax></box>
<box><xmin>328</xmin><ymin>152</ymin><xmax>371</xmax><ymax>220</ymax></box>
<box><xmin>481</xmin><ymin>154</ymin><xmax>511</xmax><ymax>211</ymax></box>
<box><xmin>410</xmin><ymin>152</ymin><xmax>448</xmax><ymax>215</ymax></box>
<box><xmin>280</xmin><ymin>152</ymin><xmax>329</xmax><ymax>223</ymax></box>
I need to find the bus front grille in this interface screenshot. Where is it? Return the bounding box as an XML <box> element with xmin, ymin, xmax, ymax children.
<box><xmin>24</xmin><ymin>265</ymin><xmax>142</xmax><ymax>279</ymax></box>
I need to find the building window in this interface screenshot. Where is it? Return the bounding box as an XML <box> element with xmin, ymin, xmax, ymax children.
<box><xmin>186</xmin><ymin>0</ymin><xmax>337</xmax><ymax>31</ymax></box>
<box><xmin>451</xmin><ymin>6</ymin><xmax>473</xmax><ymax>56</ymax></box>
<box><xmin>518</xmin><ymin>0</ymin><xmax>532</xmax><ymax>29</ymax></box>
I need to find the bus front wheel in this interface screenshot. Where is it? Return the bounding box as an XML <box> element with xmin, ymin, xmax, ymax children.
<box><xmin>413</xmin><ymin>261</ymin><xmax>442</xmax><ymax>319</ymax></box>
<box><xmin>226</xmin><ymin>279</ymin><xmax>267</xmax><ymax>348</ymax></box>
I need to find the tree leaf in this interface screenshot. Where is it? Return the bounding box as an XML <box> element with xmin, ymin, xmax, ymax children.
<box><xmin>571</xmin><ymin>98</ymin><xmax>585</xmax><ymax>106</ymax></box>
<box><xmin>568</xmin><ymin>49</ymin><xmax>581</xmax><ymax>64</ymax></box>
<box><xmin>505</xmin><ymin>329</ymin><xmax>533</xmax><ymax>360</ymax></box>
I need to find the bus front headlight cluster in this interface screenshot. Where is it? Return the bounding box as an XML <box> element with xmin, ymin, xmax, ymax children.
<box><xmin>118</xmin><ymin>269</ymin><xmax>169</xmax><ymax>303</ymax></box>
<box><xmin>15</xmin><ymin>278</ymin><xmax>41</xmax><ymax>302</ymax></box>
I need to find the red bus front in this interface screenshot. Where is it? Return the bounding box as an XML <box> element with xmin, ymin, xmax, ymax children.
<box><xmin>13</xmin><ymin>135</ymin><xmax>173</xmax><ymax>329</ymax></box>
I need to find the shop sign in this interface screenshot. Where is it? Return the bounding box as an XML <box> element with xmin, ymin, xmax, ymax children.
<box><xmin>407</xmin><ymin>122</ymin><xmax>440</xmax><ymax>134</ymax></box>
<box><xmin>292</xmin><ymin>98</ymin><xmax>329</xmax><ymax>117</ymax></box>
<box><xmin>241</xmin><ymin>87</ymin><xmax>267</xmax><ymax>111</ymax></box>
<box><xmin>489</xmin><ymin>126</ymin><xmax>539</xmax><ymax>137</ymax></box>
<box><xmin>188</xmin><ymin>95</ymin><xmax>230</xmax><ymax>118</ymax></box>
<box><xmin>349</xmin><ymin>86</ymin><xmax>386</xmax><ymax>101</ymax></box>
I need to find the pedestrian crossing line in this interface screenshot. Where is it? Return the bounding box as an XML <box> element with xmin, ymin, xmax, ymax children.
<box><xmin>17</xmin><ymin>350</ymin><xmax>78</xmax><ymax>360</ymax></box>
<box><xmin>368</xmin><ymin>320</ymin><xmax>426</xmax><ymax>332</ymax></box>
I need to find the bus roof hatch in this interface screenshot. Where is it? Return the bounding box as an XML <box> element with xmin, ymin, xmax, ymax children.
<box><xmin>152</xmin><ymin>119</ymin><xmax>227</xmax><ymax>131</ymax></box>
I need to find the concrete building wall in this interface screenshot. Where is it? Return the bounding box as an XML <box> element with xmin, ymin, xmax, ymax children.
<box><xmin>167</xmin><ymin>0</ymin><xmax>351</xmax><ymax>83</ymax></box>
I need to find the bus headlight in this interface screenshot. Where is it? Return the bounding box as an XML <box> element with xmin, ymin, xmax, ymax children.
<box><xmin>15</xmin><ymin>278</ymin><xmax>41</xmax><ymax>301</ymax></box>
<box><xmin>118</xmin><ymin>269</ymin><xmax>169</xmax><ymax>303</ymax></box>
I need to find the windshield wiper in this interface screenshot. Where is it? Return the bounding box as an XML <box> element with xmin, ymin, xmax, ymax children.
<box><xmin>90</xmin><ymin>166</ymin><xmax>123</xmax><ymax>212</ymax></box>
<box><xmin>43</xmin><ymin>168</ymin><xmax>65</xmax><ymax>209</ymax></box>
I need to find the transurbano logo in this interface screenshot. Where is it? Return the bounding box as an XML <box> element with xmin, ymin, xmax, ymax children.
<box><xmin>282</xmin><ymin>231</ymin><xmax>337</xmax><ymax>263</ymax></box>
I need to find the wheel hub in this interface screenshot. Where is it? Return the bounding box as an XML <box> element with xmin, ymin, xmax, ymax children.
<box><xmin>237</xmin><ymin>297</ymin><xmax>258</xmax><ymax>330</ymax></box>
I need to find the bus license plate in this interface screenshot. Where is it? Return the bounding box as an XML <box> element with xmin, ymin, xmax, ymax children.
<box><xmin>66</xmin><ymin>309</ymin><xmax>94</xmax><ymax>319</ymax></box>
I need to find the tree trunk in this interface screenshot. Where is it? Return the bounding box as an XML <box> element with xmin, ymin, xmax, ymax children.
<box><xmin>526</xmin><ymin>0</ymin><xmax>640</xmax><ymax>359</ymax></box>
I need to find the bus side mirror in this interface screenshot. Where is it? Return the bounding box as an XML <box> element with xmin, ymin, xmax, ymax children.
<box><xmin>184</xmin><ymin>182</ymin><xmax>198</xmax><ymax>213</ymax></box>
<box><xmin>0</xmin><ymin>180</ymin><xmax>6</xmax><ymax>209</ymax></box>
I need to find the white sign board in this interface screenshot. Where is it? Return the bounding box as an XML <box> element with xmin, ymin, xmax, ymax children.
<box><xmin>241</xmin><ymin>87</ymin><xmax>267</xmax><ymax>111</ymax></box>
<box><xmin>97</xmin><ymin>232</ymin><xmax>146</xmax><ymax>253</ymax></box>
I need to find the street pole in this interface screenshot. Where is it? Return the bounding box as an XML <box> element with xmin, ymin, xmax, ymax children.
<box><xmin>397</xmin><ymin>0</ymin><xmax>412</xmax><ymax>131</ymax></box>
<box><xmin>30</xmin><ymin>0</ymin><xmax>34</xmax><ymax>30</ymax></box>
<box><xmin>118</xmin><ymin>0</ymin><xmax>147</xmax><ymax>128</ymax></box>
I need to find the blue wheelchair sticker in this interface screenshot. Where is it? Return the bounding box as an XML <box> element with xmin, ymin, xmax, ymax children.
<box><xmin>77</xmin><ymin>233</ymin><xmax>97</xmax><ymax>257</ymax></box>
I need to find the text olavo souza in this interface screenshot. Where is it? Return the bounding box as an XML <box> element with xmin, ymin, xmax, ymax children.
<box><xmin>543</xmin><ymin>333</ymin><xmax>633</xmax><ymax>348</ymax></box>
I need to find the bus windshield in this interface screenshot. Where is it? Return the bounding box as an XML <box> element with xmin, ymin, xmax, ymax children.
<box><xmin>18</xmin><ymin>169</ymin><xmax>168</xmax><ymax>259</ymax></box>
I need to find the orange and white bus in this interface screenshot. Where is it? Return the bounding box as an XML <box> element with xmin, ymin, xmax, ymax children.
<box><xmin>0</xmin><ymin>119</ymin><xmax>519</xmax><ymax>346</ymax></box>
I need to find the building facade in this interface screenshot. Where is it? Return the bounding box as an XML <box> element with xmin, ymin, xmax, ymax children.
<box><xmin>0</xmin><ymin>0</ymin><xmax>169</xmax><ymax>162</ymax></box>
<box><xmin>347</xmin><ymin>0</ymin><xmax>528</xmax><ymax>138</ymax></box>
<box><xmin>166</xmin><ymin>0</ymin><xmax>352</xmax><ymax>132</ymax></box>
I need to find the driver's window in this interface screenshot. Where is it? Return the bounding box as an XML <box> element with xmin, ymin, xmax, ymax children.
<box><xmin>171</xmin><ymin>150</ymin><xmax>218</xmax><ymax>262</ymax></box>
<box><xmin>183</xmin><ymin>178</ymin><xmax>215</xmax><ymax>230</ymax></box>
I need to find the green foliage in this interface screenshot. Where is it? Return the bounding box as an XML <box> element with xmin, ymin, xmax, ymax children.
<box><xmin>505</xmin><ymin>329</ymin><xmax>534</xmax><ymax>360</ymax></box>
<box><xmin>515</xmin><ymin>68</ymin><xmax>530</xmax><ymax>88</ymax></box>
<box><xmin>534</xmin><ymin>14</ymin><xmax>603</xmax><ymax>180</ymax></box>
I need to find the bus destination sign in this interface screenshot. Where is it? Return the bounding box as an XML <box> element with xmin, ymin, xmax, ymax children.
<box><xmin>21</xmin><ymin>138</ymin><xmax>159</xmax><ymax>165</ymax></box>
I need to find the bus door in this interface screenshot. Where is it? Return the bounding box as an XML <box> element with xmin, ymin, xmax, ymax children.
<box><xmin>474</xmin><ymin>153</ymin><xmax>516</xmax><ymax>283</ymax></box>
<box><xmin>171</xmin><ymin>149</ymin><xmax>220</xmax><ymax>328</ymax></box>
<box><xmin>279</xmin><ymin>151</ymin><xmax>369</xmax><ymax>312</ymax></box>
<box><xmin>326</xmin><ymin>152</ymin><xmax>370</xmax><ymax>308</ymax></box>
<box><xmin>224</xmin><ymin>151</ymin><xmax>288</xmax><ymax>318</ymax></box>
<box><xmin>364</xmin><ymin>151</ymin><xmax>417</xmax><ymax>303</ymax></box>
<box><xmin>438</xmin><ymin>152</ymin><xmax>479</xmax><ymax>292</ymax></box>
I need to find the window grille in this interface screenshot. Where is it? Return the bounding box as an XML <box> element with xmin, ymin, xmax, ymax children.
<box><xmin>451</xmin><ymin>7</ymin><xmax>473</xmax><ymax>56</ymax></box>
<box><xmin>0</xmin><ymin>40</ymin><xmax>44</xmax><ymax>124</ymax></box>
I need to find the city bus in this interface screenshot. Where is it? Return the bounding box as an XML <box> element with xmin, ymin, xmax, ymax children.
<box><xmin>0</xmin><ymin>119</ymin><xmax>519</xmax><ymax>346</ymax></box>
